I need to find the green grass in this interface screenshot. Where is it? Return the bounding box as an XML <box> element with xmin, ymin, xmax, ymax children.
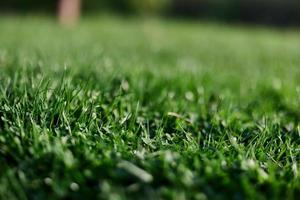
<box><xmin>1</xmin><ymin>16</ymin><xmax>300</xmax><ymax>199</ymax></box>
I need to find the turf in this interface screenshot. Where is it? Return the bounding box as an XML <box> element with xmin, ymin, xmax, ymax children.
<box><xmin>0</xmin><ymin>16</ymin><xmax>300</xmax><ymax>199</ymax></box>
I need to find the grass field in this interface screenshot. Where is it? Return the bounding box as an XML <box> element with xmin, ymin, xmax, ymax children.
<box><xmin>1</xmin><ymin>16</ymin><xmax>300</xmax><ymax>199</ymax></box>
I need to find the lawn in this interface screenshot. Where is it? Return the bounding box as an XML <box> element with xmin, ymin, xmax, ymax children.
<box><xmin>0</xmin><ymin>16</ymin><xmax>300</xmax><ymax>199</ymax></box>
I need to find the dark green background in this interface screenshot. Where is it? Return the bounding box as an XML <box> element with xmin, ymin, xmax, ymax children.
<box><xmin>1</xmin><ymin>0</ymin><xmax>300</xmax><ymax>26</ymax></box>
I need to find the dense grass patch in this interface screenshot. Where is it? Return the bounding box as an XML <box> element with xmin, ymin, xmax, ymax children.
<box><xmin>0</xmin><ymin>16</ymin><xmax>300</xmax><ymax>199</ymax></box>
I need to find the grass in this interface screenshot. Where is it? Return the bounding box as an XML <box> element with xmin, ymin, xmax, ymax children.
<box><xmin>0</xmin><ymin>16</ymin><xmax>300</xmax><ymax>199</ymax></box>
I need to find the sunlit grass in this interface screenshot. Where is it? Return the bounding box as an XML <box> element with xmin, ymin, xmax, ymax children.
<box><xmin>0</xmin><ymin>16</ymin><xmax>300</xmax><ymax>199</ymax></box>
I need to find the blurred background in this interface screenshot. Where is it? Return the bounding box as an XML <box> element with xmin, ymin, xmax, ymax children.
<box><xmin>1</xmin><ymin>0</ymin><xmax>300</xmax><ymax>26</ymax></box>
